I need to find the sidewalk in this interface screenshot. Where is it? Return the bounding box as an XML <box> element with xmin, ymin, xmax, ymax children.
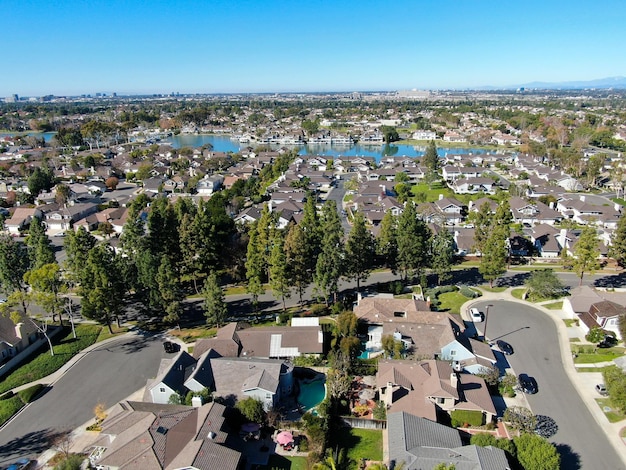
<box><xmin>461</xmin><ymin>288</ymin><xmax>626</xmax><ymax>466</ymax></box>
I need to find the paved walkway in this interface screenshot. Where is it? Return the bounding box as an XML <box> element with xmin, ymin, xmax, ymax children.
<box><xmin>460</xmin><ymin>288</ymin><xmax>626</xmax><ymax>466</ymax></box>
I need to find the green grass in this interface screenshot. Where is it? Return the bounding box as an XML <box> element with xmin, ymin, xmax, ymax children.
<box><xmin>0</xmin><ymin>324</ymin><xmax>102</xmax><ymax>395</ymax></box>
<box><xmin>611</xmin><ymin>197</ymin><xmax>626</xmax><ymax>206</ymax></box>
<box><xmin>334</xmin><ymin>428</ymin><xmax>383</xmax><ymax>463</ymax></box>
<box><xmin>576</xmin><ymin>367</ymin><xmax>610</xmax><ymax>373</ymax></box>
<box><xmin>438</xmin><ymin>291</ymin><xmax>469</xmax><ymax>314</ymax></box>
<box><xmin>478</xmin><ymin>286</ymin><xmax>508</xmax><ymax>293</ymax></box>
<box><xmin>0</xmin><ymin>395</ymin><xmax>24</xmax><ymax>426</ymax></box>
<box><xmin>544</xmin><ymin>301</ymin><xmax>564</xmax><ymax>310</ymax></box>
<box><xmin>572</xmin><ymin>346</ymin><xmax>625</xmax><ymax>364</ymax></box>
<box><xmin>260</xmin><ymin>455</ymin><xmax>307</xmax><ymax>470</ymax></box>
<box><xmin>563</xmin><ymin>319</ymin><xmax>579</xmax><ymax>327</ymax></box>
<box><xmin>511</xmin><ymin>288</ymin><xmax>526</xmax><ymax>299</ymax></box>
<box><xmin>596</xmin><ymin>398</ymin><xmax>626</xmax><ymax>423</ymax></box>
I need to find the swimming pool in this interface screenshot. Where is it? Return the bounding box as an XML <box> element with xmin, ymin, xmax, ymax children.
<box><xmin>297</xmin><ymin>377</ymin><xmax>326</xmax><ymax>411</ymax></box>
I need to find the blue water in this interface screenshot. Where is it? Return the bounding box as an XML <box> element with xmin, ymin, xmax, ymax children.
<box><xmin>167</xmin><ymin>134</ymin><xmax>494</xmax><ymax>162</ymax></box>
<box><xmin>298</xmin><ymin>378</ymin><xmax>326</xmax><ymax>411</ymax></box>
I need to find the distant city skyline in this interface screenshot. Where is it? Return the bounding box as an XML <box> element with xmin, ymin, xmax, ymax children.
<box><xmin>3</xmin><ymin>0</ymin><xmax>625</xmax><ymax>97</ymax></box>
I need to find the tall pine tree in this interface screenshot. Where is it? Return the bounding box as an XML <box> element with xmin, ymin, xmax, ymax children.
<box><xmin>314</xmin><ymin>201</ymin><xmax>344</xmax><ymax>305</ymax></box>
<box><xmin>344</xmin><ymin>211</ymin><xmax>375</xmax><ymax>293</ymax></box>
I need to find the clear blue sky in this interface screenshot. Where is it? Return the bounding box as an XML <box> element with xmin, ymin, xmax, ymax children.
<box><xmin>3</xmin><ymin>0</ymin><xmax>625</xmax><ymax>96</ymax></box>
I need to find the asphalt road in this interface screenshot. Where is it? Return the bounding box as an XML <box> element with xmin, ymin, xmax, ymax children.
<box><xmin>473</xmin><ymin>300</ymin><xmax>623</xmax><ymax>470</ymax></box>
<box><xmin>0</xmin><ymin>332</ymin><xmax>164</xmax><ymax>466</ymax></box>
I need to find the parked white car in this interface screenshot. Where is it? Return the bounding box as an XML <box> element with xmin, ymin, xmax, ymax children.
<box><xmin>469</xmin><ymin>307</ymin><xmax>484</xmax><ymax>322</ymax></box>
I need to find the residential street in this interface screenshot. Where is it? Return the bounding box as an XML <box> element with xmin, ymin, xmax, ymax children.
<box><xmin>0</xmin><ymin>332</ymin><xmax>164</xmax><ymax>466</ymax></box>
<box><xmin>472</xmin><ymin>299</ymin><xmax>625</xmax><ymax>470</ymax></box>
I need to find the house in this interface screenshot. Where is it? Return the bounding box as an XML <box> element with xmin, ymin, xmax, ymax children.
<box><xmin>193</xmin><ymin>321</ymin><xmax>325</xmax><ymax>360</ymax></box>
<box><xmin>354</xmin><ymin>295</ymin><xmax>495</xmax><ymax>373</ymax></box>
<box><xmin>451</xmin><ymin>177</ymin><xmax>494</xmax><ymax>194</ymax></box>
<box><xmin>149</xmin><ymin>351</ymin><xmax>198</xmax><ymax>404</ymax></box>
<box><xmin>4</xmin><ymin>207</ymin><xmax>42</xmax><ymax>235</ymax></box>
<box><xmin>563</xmin><ymin>286</ymin><xmax>626</xmax><ymax>339</ymax></box>
<box><xmin>531</xmin><ymin>224</ymin><xmax>562</xmax><ymax>257</ymax></box>
<box><xmin>377</xmin><ymin>360</ymin><xmax>497</xmax><ymax>423</ymax></box>
<box><xmin>0</xmin><ymin>313</ymin><xmax>40</xmax><ymax>366</ymax></box>
<box><xmin>86</xmin><ymin>401</ymin><xmax>242</xmax><ymax>470</ymax></box>
<box><xmin>387</xmin><ymin>412</ymin><xmax>509</xmax><ymax>470</ymax></box>
<box><xmin>412</xmin><ymin>130</ymin><xmax>438</xmax><ymax>140</ymax></box>
<box><xmin>196</xmin><ymin>175</ymin><xmax>224</xmax><ymax>196</ymax></box>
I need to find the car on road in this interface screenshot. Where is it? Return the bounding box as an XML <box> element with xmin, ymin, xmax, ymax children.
<box><xmin>163</xmin><ymin>341</ymin><xmax>178</xmax><ymax>353</ymax></box>
<box><xmin>2</xmin><ymin>458</ymin><xmax>37</xmax><ymax>470</ymax></box>
<box><xmin>518</xmin><ymin>373</ymin><xmax>538</xmax><ymax>394</ymax></box>
<box><xmin>469</xmin><ymin>307</ymin><xmax>484</xmax><ymax>322</ymax></box>
<box><xmin>595</xmin><ymin>384</ymin><xmax>608</xmax><ymax>396</ymax></box>
<box><xmin>496</xmin><ymin>339</ymin><xmax>514</xmax><ymax>355</ymax></box>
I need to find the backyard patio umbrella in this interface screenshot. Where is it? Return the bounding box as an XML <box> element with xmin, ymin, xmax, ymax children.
<box><xmin>242</xmin><ymin>423</ymin><xmax>260</xmax><ymax>433</ymax></box>
<box><xmin>276</xmin><ymin>431</ymin><xmax>294</xmax><ymax>445</ymax></box>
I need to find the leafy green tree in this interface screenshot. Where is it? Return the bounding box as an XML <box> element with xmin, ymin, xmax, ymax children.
<box><xmin>344</xmin><ymin>211</ymin><xmax>374</xmax><ymax>292</ymax></box>
<box><xmin>245</xmin><ymin>223</ymin><xmax>265</xmax><ymax>309</ymax></box>
<box><xmin>470</xmin><ymin>202</ymin><xmax>493</xmax><ymax>255</ymax></box>
<box><xmin>504</xmin><ymin>406</ymin><xmax>536</xmax><ymax>434</ymax></box>
<box><xmin>300</xmin><ymin>196</ymin><xmax>323</xmax><ymax>273</ymax></box>
<box><xmin>269</xmin><ymin>231</ymin><xmax>291</xmax><ymax>312</ymax></box>
<box><xmin>396</xmin><ymin>202</ymin><xmax>432</xmax><ymax>282</ymax></box>
<box><xmin>431</xmin><ymin>228</ymin><xmax>456</xmax><ymax>285</ymax></box>
<box><xmin>377</xmin><ymin>211</ymin><xmax>398</xmax><ymax>272</ymax></box>
<box><xmin>610</xmin><ymin>212</ymin><xmax>626</xmax><ymax>267</ymax></box>
<box><xmin>284</xmin><ymin>222</ymin><xmax>311</xmax><ymax>304</ymax></box>
<box><xmin>422</xmin><ymin>140</ymin><xmax>440</xmax><ymax>172</ymax></box>
<box><xmin>79</xmin><ymin>244</ymin><xmax>126</xmax><ymax>334</ymax></box>
<box><xmin>24</xmin><ymin>262</ymin><xmax>66</xmax><ymax>325</ymax></box>
<box><xmin>203</xmin><ymin>272</ymin><xmax>227</xmax><ymax>328</ymax></box>
<box><xmin>572</xmin><ymin>225</ymin><xmax>600</xmax><ymax>285</ymax></box>
<box><xmin>335</xmin><ymin>310</ymin><xmax>358</xmax><ymax>338</ymax></box>
<box><xmin>235</xmin><ymin>397</ymin><xmax>265</xmax><ymax>424</ymax></box>
<box><xmin>513</xmin><ymin>433</ymin><xmax>560</xmax><ymax>470</ymax></box>
<box><xmin>585</xmin><ymin>326</ymin><xmax>606</xmax><ymax>343</ymax></box>
<box><xmin>380</xmin><ymin>125</ymin><xmax>399</xmax><ymax>143</ymax></box>
<box><xmin>64</xmin><ymin>227</ymin><xmax>97</xmax><ymax>283</ymax></box>
<box><xmin>27</xmin><ymin>166</ymin><xmax>55</xmax><ymax>198</ymax></box>
<box><xmin>479</xmin><ymin>205</ymin><xmax>510</xmax><ymax>288</ymax></box>
<box><xmin>339</xmin><ymin>335</ymin><xmax>361</xmax><ymax>361</ymax></box>
<box><xmin>156</xmin><ymin>255</ymin><xmax>183</xmax><ymax>325</ymax></box>
<box><xmin>314</xmin><ymin>201</ymin><xmax>344</xmax><ymax>305</ymax></box>
<box><xmin>524</xmin><ymin>269</ymin><xmax>566</xmax><ymax>300</ymax></box>
<box><xmin>26</xmin><ymin>218</ymin><xmax>55</xmax><ymax>269</ymax></box>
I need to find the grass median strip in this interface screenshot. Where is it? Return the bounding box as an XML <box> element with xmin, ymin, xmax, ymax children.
<box><xmin>0</xmin><ymin>324</ymin><xmax>102</xmax><ymax>395</ymax></box>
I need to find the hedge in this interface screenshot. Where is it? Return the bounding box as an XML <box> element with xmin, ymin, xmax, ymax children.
<box><xmin>0</xmin><ymin>394</ymin><xmax>24</xmax><ymax>426</ymax></box>
<box><xmin>17</xmin><ymin>383</ymin><xmax>45</xmax><ymax>404</ymax></box>
<box><xmin>451</xmin><ymin>409</ymin><xmax>485</xmax><ymax>427</ymax></box>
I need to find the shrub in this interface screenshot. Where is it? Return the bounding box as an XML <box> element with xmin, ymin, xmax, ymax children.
<box><xmin>54</xmin><ymin>454</ymin><xmax>86</xmax><ymax>470</ymax></box>
<box><xmin>459</xmin><ymin>286</ymin><xmax>480</xmax><ymax>298</ymax></box>
<box><xmin>0</xmin><ymin>395</ymin><xmax>23</xmax><ymax>426</ymax></box>
<box><xmin>309</xmin><ymin>304</ymin><xmax>328</xmax><ymax>317</ymax></box>
<box><xmin>450</xmin><ymin>409</ymin><xmax>484</xmax><ymax>427</ymax></box>
<box><xmin>17</xmin><ymin>383</ymin><xmax>45</xmax><ymax>403</ymax></box>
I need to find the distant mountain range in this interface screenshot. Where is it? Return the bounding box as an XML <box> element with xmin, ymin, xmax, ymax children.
<box><xmin>474</xmin><ymin>76</ymin><xmax>626</xmax><ymax>91</ymax></box>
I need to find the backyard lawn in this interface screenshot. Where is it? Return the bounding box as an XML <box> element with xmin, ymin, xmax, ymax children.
<box><xmin>438</xmin><ymin>291</ymin><xmax>469</xmax><ymax>314</ymax></box>
<box><xmin>335</xmin><ymin>428</ymin><xmax>383</xmax><ymax>464</ymax></box>
<box><xmin>261</xmin><ymin>455</ymin><xmax>307</xmax><ymax>470</ymax></box>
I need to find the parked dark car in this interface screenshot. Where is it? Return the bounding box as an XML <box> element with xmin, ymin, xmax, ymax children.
<box><xmin>518</xmin><ymin>373</ymin><xmax>538</xmax><ymax>394</ymax></box>
<box><xmin>163</xmin><ymin>341</ymin><xmax>178</xmax><ymax>353</ymax></box>
<box><xmin>496</xmin><ymin>339</ymin><xmax>514</xmax><ymax>355</ymax></box>
<box><xmin>598</xmin><ymin>336</ymin><xmax>617</xmax><ymax>348</ymax></box>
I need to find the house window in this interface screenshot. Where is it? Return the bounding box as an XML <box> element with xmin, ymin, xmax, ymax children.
<box><xmin>437</xmin><ymin>397</ymin><xmax>445</xmax><ymax>404</ymax></box>
<box><xmin>393</xmin><ymin>311</ymin><xmax>406</xmax><ymax>318</ymax></box>
<box><xmin>450</xmin><ymin>350</ymin><xmax>456</xmax><ymax>356</ymax></box>
<box><xmin>159</xmin><ymin>387</ymin><xmax>165</xmax><ymax>393</ymax></box>
<box><xmin>608</xmin><ymin>319</ymin><xmax>617</xmax><ymax>326</ymax></box>
<box><xmin>266</xmin><ymin>393</ymin><xmax>272</xmax><ymax>399</ymax></box>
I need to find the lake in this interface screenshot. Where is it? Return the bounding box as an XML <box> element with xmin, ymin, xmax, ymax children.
<box><xmin>167</xmin><ymin>134</ymin><xmax>498</xmax><ymax>162</ymax></box>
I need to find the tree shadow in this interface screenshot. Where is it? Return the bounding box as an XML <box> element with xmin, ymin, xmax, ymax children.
<box><xmin>451</xmin><ymin>267</ymin><xmax>484</xmax><ymax>286</ymax></box>
<box><xmin>554</xmin><ymin>443</ymin><xmax>581</xmax><ymax>470</ymax></box>
<box><xmin>496</xmin><ymin>272</ymin><xmax>530</xmax><ymax>287</ymax></box>
<box><xmin>0</xmin><ymin>428</ymin><xmax>66</xmax><ymax>464</ymax></box>
<box><xmin>594</xmin><ymin>272</ymin><xmax>626</xmax><ymax>288</ymax></box>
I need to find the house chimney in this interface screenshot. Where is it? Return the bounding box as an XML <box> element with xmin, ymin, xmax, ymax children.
<box><xmin>439</xmin><ymin>194</ymin><xmax>444</xmax><ymax>200</ymax></box>
<box><xmin>615</xmin><ymin>203</ymin><xmax>621</xmax><ymax>212</ymax></box>
<box><xmin>191</xmin><ymin>396</ymin><xmax>203</xmax><ymax>408</ymax></box>
<box><xmin>450</xmin><ymin>372</ymin><xmax>458</xmax><ymax>389</ymax></box>
<box><xmin>580</xmin><ymin>195</ymin><xmax>586</xmax><ymax>202</ymax></box>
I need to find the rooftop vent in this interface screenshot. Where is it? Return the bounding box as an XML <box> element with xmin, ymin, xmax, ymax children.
<box><xmin>156</xmin><ymin>426</ymin><xmax>168</xmax><ymax>435</ymax></box>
